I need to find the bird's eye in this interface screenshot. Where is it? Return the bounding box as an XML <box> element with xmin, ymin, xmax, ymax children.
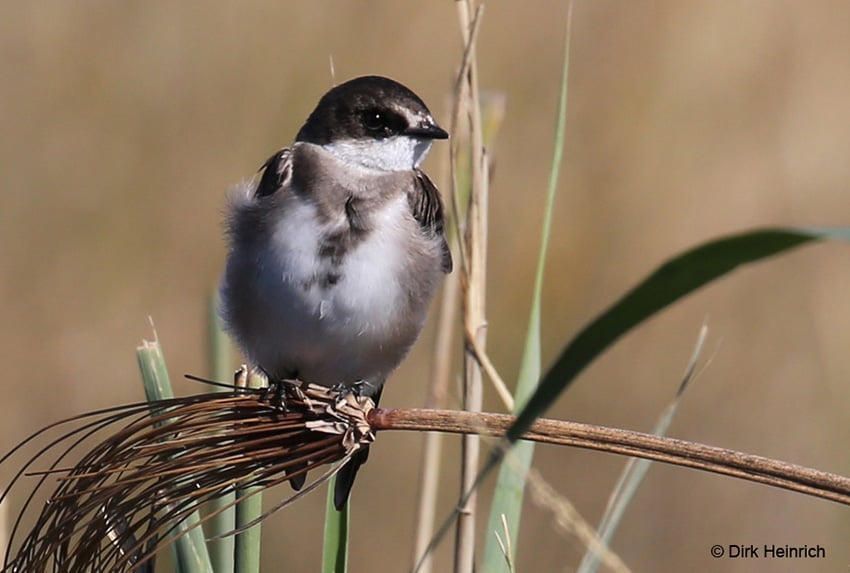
<box><xmin>362</xmin><ymin>109</ymin><xmax>384</xmax><ymax>132</ymax></box>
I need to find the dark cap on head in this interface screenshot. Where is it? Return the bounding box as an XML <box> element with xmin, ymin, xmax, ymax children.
<box><xmin>296</xmin><ymin>76</ymin><xmax>447</xmax><ymax>145</ymax></box>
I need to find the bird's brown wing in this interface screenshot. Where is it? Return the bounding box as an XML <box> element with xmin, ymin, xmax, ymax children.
<box><xmin>410</xmin><ymin>170</ymin><xmax>453</xmax><ymax>274</ymax></box>
<box><xmin>255</xmin><ymin>148</ymin><xmax>293</xmax><ymax>198</ymax></box>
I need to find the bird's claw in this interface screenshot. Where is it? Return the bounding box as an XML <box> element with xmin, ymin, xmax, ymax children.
<box><xmin>330</xmin><ymin>380</ymin><xmax>374</xmax><ymax>403</ymax></box>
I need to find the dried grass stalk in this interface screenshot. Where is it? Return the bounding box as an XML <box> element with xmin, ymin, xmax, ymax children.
<box><xmin>1</xmin><ymin>381</ymin><xmax>373</xmax><ymax>573</ymax></box>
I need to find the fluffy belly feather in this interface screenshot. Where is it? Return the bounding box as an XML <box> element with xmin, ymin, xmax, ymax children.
<box><xmin>223</xmin><ymin>194</ymin><xmax>440</xmax><ymax>390</ymax></box>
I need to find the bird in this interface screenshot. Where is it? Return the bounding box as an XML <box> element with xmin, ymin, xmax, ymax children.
<box><xmin>219</xmin><ymin>75</ymin><xmax>452</xmax><ymax>510</ymax></box>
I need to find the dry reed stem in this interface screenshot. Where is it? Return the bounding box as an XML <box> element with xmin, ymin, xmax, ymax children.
<box><xmin>412</xmin><ymin>261</ymin><xmax>463</xmax><ymax>573</ymax></box>
<box><xmin>410</xmin><ymin>15</ymin><xmax>484</xmax><ymax>561</ymax></box>
<box><xmin>455</xmin><ymin>1</ymin><xmax>488</xmax><ymax>572</ymax></box>
<box><xmin>370</xmin><ymin>408</ymin><xmax>850</xmax><ymax>506</ymax></box>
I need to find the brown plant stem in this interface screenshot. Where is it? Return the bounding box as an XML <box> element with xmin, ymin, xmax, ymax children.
<box><xmin>370</xmin><ymin>407</ymin><xmax>850</xmax><ymax>506</ymax></box>
<box><xmin>412</xmin><ymin>267</ymin><xmax>462</xmax><ymax>573</ymax></box>
<box><xmin>455</xmin><ymin>0</ymin><xmax>487</xmax><ymax>571</ymax></box>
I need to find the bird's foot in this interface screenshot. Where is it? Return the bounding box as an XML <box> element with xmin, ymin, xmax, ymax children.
<box><xmin>330</xmin><ymin>379</ymin><xmax>375</xmax><ymax>400</ymax></box>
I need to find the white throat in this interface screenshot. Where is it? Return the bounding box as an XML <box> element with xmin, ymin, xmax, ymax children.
<box><xmin>323</xmin><ymin>136</ymin><xmax>433</xmax><ymax>172</ymax></box>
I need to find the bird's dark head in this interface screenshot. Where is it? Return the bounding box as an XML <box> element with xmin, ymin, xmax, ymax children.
<box><xmin>296</xmin><ymin>76</ymin><xmax>448</xmax><ymax>171</ymax></box>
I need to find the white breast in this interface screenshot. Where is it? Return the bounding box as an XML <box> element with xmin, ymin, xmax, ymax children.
<box><xmin>267</xmin><ymin>193</ymin><xmax>409</xmax><ymax>331</ymax></box>
<box><xmin>244</xmin><ymin>192</ymin><xmax>418</xmax><ymax>385</ymax></box>
<box><xmin>332</xmin><ymin>194</ymin><xmax>410</xmax><ymax>330</ymax></box>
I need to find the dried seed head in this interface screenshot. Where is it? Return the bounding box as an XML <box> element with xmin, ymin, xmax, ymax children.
<box><xmin>1</xmin><ymin>380</ymin><xmax>375</xmax><ymax>572</ymax></box>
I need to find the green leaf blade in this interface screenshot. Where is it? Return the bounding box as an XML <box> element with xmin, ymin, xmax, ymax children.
<box><xmin>482</xmin><ymin>6</ymin><xmax>573</xmax><ymax>571</ymax></box>
<box><xmin>136</xmin><ymin>340</ymin><xmax>214</xmax><ymax>573</ymax></box>
<box><xmin>508</xmin><ymin>227</ymin><xmax>850</xmax><ymax>443</ymax></box>
<box><xmin>322</xmin><ymin>475</ymin><xmax>349</xmax><ymax>573</ymax></box>
<box><xmin>234</xmin><ymin>371</ymin><xmax>267</xmax><ymax>573</ymax></box>
<box><xmin>206</xmin><ymin>291</ymin><xmax>236</xmax><ymax>573</ymax></box>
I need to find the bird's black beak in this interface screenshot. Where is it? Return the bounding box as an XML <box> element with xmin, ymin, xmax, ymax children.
<box><xmin>405</xmin><ymin>119</ymin><xmax>449</xmax><ymax>140</ymax></box>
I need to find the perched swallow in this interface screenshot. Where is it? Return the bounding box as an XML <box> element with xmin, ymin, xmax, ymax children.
<box><xmin>219</xmin><ymin>75</ymin><xmax>451</xmax><ymax>510</ymax></box>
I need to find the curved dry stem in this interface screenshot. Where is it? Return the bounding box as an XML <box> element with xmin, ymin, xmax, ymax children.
<box><xmin>370</xmin><ymin>408</ymin><xmax>850</xmax><ymax>506</ymax></box>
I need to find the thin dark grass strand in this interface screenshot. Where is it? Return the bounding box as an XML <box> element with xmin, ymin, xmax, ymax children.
<box><xmin>4</xmin><ymin>406</ymin><xmax>160</xmax><ymax>570</ymax></box>
<box><xmin>48</xmin><ymin>400</ymin><xmax>329</xmax><ymax>511</ymax></box>
<box><xmin>3</xmin><ymin>385</ymin><xmax>366</xmax><ymax>572</ymax></box>
<box><xmin>0</xmin><ymin>399</ymin><xmax>186</xmax><ymax>468</ymax></box>
<box><xmin>11</xmin><ymin>416</ymin><xmax>209</xmax><ymax>563</ymax></box>
<box><xmin>2</xmin><ymin>404</ymin><xmax>153</xmax><ymax>508</ymax></box>
<box><xmin>26</xmin><ymin>401</ymin><xmax>270</xmax><ymax>565</ymax></box>
<box><xmin>103</xmin><ymin>446</ymin><xmax>347</xmax><ymax>573</ymax></box>
<box><xmin>7</xmin><ymin>389</ymin><xmax>351</xmax><ymax>569</ymax></box>
<box><xmin>90</xmin><ymin>434</ymin><xmax>348</xmax><ymax>570</ymax></box>
<box><xmin>15</xmin><ymin>421</ymin><xmax>174</xmax><ymax>571</ymax></box>
<box><xmin>4</xmin><ymin>396</ymin><xmax>242</xmax><ymax>568</ymax></box>
<box><xmin>208</xmin><ymin>449</ymin><xmax>353</xmax><ymax>540</ymax></box>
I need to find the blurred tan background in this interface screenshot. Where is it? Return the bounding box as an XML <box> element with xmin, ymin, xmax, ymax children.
<box><xmin>2</xmin><ymin>1</ymin><xmax>850</xmax><ymax>571</ymax></box>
